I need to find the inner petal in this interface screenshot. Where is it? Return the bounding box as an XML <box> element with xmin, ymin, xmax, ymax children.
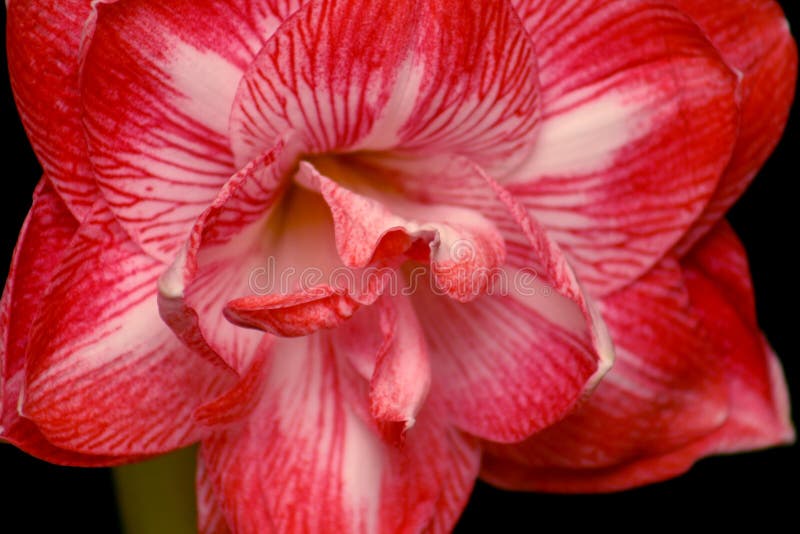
<box><xmin>295</xmin><ymin>156</ymin><xmax>508</xmax><ymax>302</ymax></box>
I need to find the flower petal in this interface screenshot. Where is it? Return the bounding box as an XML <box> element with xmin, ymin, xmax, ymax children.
<box><xmin>224</xmin><ymin>286</ymin><xmax>367</xmax><ymax>338</ymax></box>
<box><xmin>230</xmin><ymin>0</ymin><xmax>540</xmax><ymax>174</ymax></box>
<box><xmin>369</xmin><ymin>297</ymin><xmax>431</xmax><ymax>439</ymax></box>
<box><xmin>81</xmin><ymin>0</ymin><xmax>304</xmax><ymax>261</ymax></box>
<box><xmin>200</xmin><ymin>333</ymin><xmax>480</xmax><ymax>533</ymax></box>
<box><xmin>394</xmin><ymin>160</ymin><xmax>615</xmax><ymax>442</ymax></box>
<box><xmin>480</xmin><ymin>259</ymin><xmax>728</xmax><ymax>488</ymax></box>
<box><xmin>157</xmin><ymin>139</ymin><xmax>310</xmax><ymax>373</ymax></box>
<box><xmin>21</xmin><ymin>200</ymin><xmax>234</xmax><ymax>456</ymax></box>
<box><xmin>673</xmin><ymin>0</ymin><xmax>797</xmax><ymax>252</ymax></box>
<box><xmin>683</xmin><ymin>227</ymin><xmax>794</xmax><ymax>452</ymax></box>
<box><xmin>1</xmin><ymin>180</ymin><xmax>138</xmax><ymax>465</ymax></box>
<box><xmin>507</xmin><ymin>0</ymin><xmax>739</xmax><ymax>295</ymax></box>
<box><xmin>6</xmin><ymin>0</ymin><xmax>98</xmax><ymax>218</ymax></box>
<box><xmin>295</xmin><ymin>159</ymin><xmax>507</xmax><ymax>302</ymax></box>
<box><xmin>480</xmin><ymin>224</ymin><xmax>793</xmax><ymax>492</ymax></box>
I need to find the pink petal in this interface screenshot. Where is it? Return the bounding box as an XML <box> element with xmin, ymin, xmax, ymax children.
<box><xmin>332</xmin><ymin>297</ymin><xmax>432</xmax><ymax>443</ymax></box>
<box><xmin>369</xmin><ymin>297</ymin><xmax>431</xmax><ymax>439</ymax></box>
<box><xmin>200</xmin><ymin>333</ymin><xmax>480</xmax><ymax>533</ymax></box>
<box><xmin>7</xmin><ymin>0</ymin><xmax>98</xmax><ymax>218</ymax></box>
<box><xmin>295</xmin><ymin>159</ymin><xmax>507</xmax><ymax>302</ymax></box>
<box><xmin>230</xmin><ymin>0</ymin><xmax>540</xmax><ymax>174</ymax></box>
<box><xmin>158</xmin><ymin>138</ymin><xmax>323</xmax><ymax>373</ymax></box>
<box><xmin>80</xmin><ymin>0</ymin><xmax>304</xmax><ymax>261</ymax></box>
<box><xmin>682</xmin><ymin>221</ymin><xmax>756</xmax><ymax>323</ymax></box>
<box><xmin>507</xmin><ymin>0</ymin><xmax>739</xmax><ymax>295</ymax></box>
<box><xmin>480</xmin><ymin>224</ymin><xmax>793</xmax><ymax>492</ymax></box>
<box><xmin>481</xmin><ymin>259</ymin><xmax>728</xmax><ymax>487</ymax></box>
<box><xmin>392</xmin><ymin>160</ymin><xmax>615</xmax><ymax>442</ymax></box>
<box><xmin>224</xmin><ymin>287</ymin><xmax>365</xmax><ymax>338</ymax></box>
<box><xmin>21</xmin><ymin>200</ymin><xmax>234</xmax><ymax>456</ymax></box>
<box><xmin>673</xmin><ymin>0</ymin><xmax>798</xmax><ymax>252</ymax></box>
<box><xmin>1</xmin><ymin>180</ymin><xmax>139</xmax><ymax>465</ymax></box>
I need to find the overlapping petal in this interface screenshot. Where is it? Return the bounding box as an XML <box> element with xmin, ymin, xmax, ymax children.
<box><xmin>230</xmin><ymin>0</ymin><xmax>541</xmax><ymax>174</ymax></box>
<box><xmin>158</xmin><ymin>138</ymin><xmax>308</xmax><ymax>373</ymax></box>
<box><xmin>20</xmin><ymin>200</ymin><xmax>233</xmax><ymax>456</ymax></box>
<box><xmin>81</xmin><ymin>0</ymin><xmax>304</xmax><ymax>261</ymax></box>
<box><xmin>673</xmin><ymin>0</ymin><xmax>798</xmax><ymax>252</ymax></box>
<box><xmin>508</xmin><ymin>0</ymin><xmax>739</xmax><ymax>295</ymax></box>
<box><xmin>1</xmin><ymin>180</ymin><xmax>137</xmax><ymax>465</ymax></box>
<box><xmin>200</xmin><ymin>333</ymin><xmax>480</xmax><ymax>533</ymax></box>
<box><xmin>345</xmin><ymin>156</ymin><xmax>616</xmax><ymax>443</ymax></box>
<box><xmin>480</xmin><ymin>223</ymin><xmax>793</xmax><ymax>492</ymax></box>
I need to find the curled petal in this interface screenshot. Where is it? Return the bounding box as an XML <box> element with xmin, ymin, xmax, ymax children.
<box><xmin>158</xmin><ymin>139</ymin><xmax>299</xmax><ymax>373</ymax></box>
<box><xmin>296</xmin><ymin>159</ymin><xmax>506</xmax><ymax>302</ymax></box>
<box><xmin>481</xmin><ymin>224</ymin><xmax>793</xmax><ymax>492</ymax></box>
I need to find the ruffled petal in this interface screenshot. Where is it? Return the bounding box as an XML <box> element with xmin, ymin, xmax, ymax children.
<box><xmin>7</xmin><ymin>0</ymin><xmax>98</xmax><ymax>218</ymax></box>
<box><xmin>158</xmin><ymin>138</ymin><xmax>308</xmax><ymax>373</ymax></box>
<box><xmin>21</xmin><ymin>200</ymin><xmax>233</xmax><ymax>456</ymax></box>
<box><xmin>295</xmin><ymin>159</ymin><xmax>506</xmax><ymax>302</ymax></box>
<box><xmin>230</xmin><ymin>0</ymin><xmax>540</xmax><ymax>174</ymax></box>
<box><xmin>81</xmin><ymin>0</ymin><xmax>304</xmax><ymax>261</ymax></box>
<box><xmin>672</xmin><ymin>0</ymin><xmax>797</xmax><ymax>252</ymax></box>
<box><xmin>1</xmin><ymin>180</ymin><xmax>138</xmax><ymax>465</ymax></box>
<box><xmin>508</xmin><ymin>0</ymin><xmax>739</xmax><ymax>295</ymax></box>
<box><xmin>395</xmin><ymin>160</ymin><xmax>615</xmax><ymax>442</ymax></box>
<box><xmin>199</xmin><ymin>333</ymin><xmax>480</xmax><ymax>533</ymax></box>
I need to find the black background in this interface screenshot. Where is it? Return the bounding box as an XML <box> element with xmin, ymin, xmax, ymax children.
<box><xmin>2</xmin><ymin>2</ymin><xmax>798</xmax><ymax>531</ymax></box>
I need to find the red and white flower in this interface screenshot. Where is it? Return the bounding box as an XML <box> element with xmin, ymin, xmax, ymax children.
<box><xmin>2</xmin><ymin>0</ymin><xmax>796</xmax><ymax>531</ymax></box>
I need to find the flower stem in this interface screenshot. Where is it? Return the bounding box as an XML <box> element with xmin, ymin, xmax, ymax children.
<box><xmin>113</xmin><ymin>446</ymin><xmax>198</xmax><ymax>534</ymax></box>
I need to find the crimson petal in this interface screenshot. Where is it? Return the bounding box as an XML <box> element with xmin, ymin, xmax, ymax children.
<box><xmin>21</xmin><ymin>200</ymin><xmax>233</xmax><ymax>455</ymax></box>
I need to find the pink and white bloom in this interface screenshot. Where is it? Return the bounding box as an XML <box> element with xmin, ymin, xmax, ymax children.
<box><xmin>2</xmin><ymin>0</ymin><xmax>796</xmax><ymax>531</ymax></box>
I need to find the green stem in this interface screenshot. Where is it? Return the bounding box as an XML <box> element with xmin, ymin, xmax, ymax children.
<box><xmin>113</xmin><ymin>446</ymin><xmax>198</xmax><ymax>534</ymax></box>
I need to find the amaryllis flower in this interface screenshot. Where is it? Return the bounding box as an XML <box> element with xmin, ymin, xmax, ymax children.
<box><xmin>2</xmin><ymin>0</ymin><xmax>796</xmax><ymax>531</ymax></box>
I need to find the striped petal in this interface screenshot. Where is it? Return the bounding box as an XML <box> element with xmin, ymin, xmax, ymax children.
<box><xmin>230</xmin><ymin>0</ymin><xmax>540</xmax><ymax>174</ymax></box>
<box><xmin>6</xmin><ymin>0</ymin><xmax>98</xmax><ymax>218</ymax></box>
<box><xmin>480</xmin><ymin>224</ymin><xmax>793</xmax><ymax>492</ymax></box>
<box><xmin>158</xmin><ymin>138</ymin><xmax>318</xmax><ymax>374</ymax></box>
<box><xmin>393</xmin><ymin>160</ymin><xmax>615</xmax><ymax>443</ymax></box>
<box><xmin>1</xmin><ymin>180</ymin><xmax>138</xmax><ymax>465</ymax></box>
<box><xmin>20</xmin><ymin>200</ymin><xmax>233</xmax><ymax>456</ymax></box>
<box><xmin>200</xmin><ymin>333</ymin><xmax>480</xmax><ymax>533</ymax></box>
<box><xmin>480</xmin><ymin>259</ymin><xmax>728</xmax><ymax>486</ymax></box>
<box><xmin>507</xmin><ymin>0</ymin><xmax>739</xmax><ymax>295</ymax></box>
<box><xmin>81</xmin><ymin>0</ymin><xmax>303</xmax><ymax>261</ymax></box>
<box><xmin>672</xmin><ymin>0</ymin><xmax>798</xmax><ymax>252</ymax></box>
